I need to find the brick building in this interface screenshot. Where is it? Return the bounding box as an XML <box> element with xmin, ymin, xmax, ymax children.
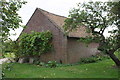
<box><xmin>20</xmin><ymin>8</ymin><xmax>99</xmax><ymax>64</ymax></box>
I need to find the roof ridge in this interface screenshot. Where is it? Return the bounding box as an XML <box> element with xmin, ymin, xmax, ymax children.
<box><xmin>37</xmin><ymin>8</ymin><xmax>65</xmax><ymax>33</ymax></box>
<box><xmin>37</xmin><ymin>8</ymin><xmax>67</xmax><ymax>18</ymax></box>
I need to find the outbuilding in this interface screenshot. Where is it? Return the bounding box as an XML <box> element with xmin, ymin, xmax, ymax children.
<box><xmin>20</xmin><ymin>8</ymin><xmax>99</xmax><ymax>63</ymax></box>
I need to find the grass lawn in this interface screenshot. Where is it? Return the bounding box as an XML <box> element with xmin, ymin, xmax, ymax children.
<box><xmin>3</xmin><ymin>59</ymin><xmax>119</xmax><ymax>78</ymax></box>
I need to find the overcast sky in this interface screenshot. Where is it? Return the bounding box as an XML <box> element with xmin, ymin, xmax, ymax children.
<box><xmin>9</xmin><ymin>0</ymin><xmax>111</xmax><ymax>40</ymax></box>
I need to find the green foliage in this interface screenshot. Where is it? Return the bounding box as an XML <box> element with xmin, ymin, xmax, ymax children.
<box><xmin>109</xmin><ymin>1</ymin><xmax>120</xmax><ymax>18</ymax></box>
<box><xmin>33</xmin><ymin>60</ymin><xmax>57</xmax><ymax>68</ymax></box>
<box><xmin>17</xmin><ymin>31</ymin><xmax>52</xmax><ymax>57</ymax></box>
<box><xmin>79</xmin><ymin>54</ymin><xmax>110</xmax><ymax>64</ymax></box>
<box><xmin>33</xmin><ymin>58</ymin><xmax>41</xmax><ymax>65</ymax></box>
<box><xmin>2</xmin><ymin>71</ymin><xmax>5</xmax><ymax>78</ymax></box>
<box><xmin>64</xmin><ymin>2</ymin><xmax>119</xmax><ymax>47</ymax></box>
<box><xmin>2</xmin><ymin>31</ymin><xmax>52</xmax><ymax>58</ymax></box>
<box><xmin>39</xmin><ymin>62</ymin><xmax>45</xmax><ymax>66</ymax></box>
<box><xmin>4</xmin><ymin>63</ymin><xmax>13</xmax><ymax>71</ymax></box>
<box><xmin>78</xmin><ymin>36</ymin><xmax>100</xmax><ymax>45</ymax></box>
<box><xmin>2</xmin><ymin>63</ymin><xmax>14</xmax><ymax>78</ymax></box>
<box><xmin>0</xmin><ymin>0</ymin><xmax>27</xmax><ymax>41</ymax></box>
<box><xmin>64</xmin><ymin>1</ymin><xmax>120</xmax><ymax>66</ymax></box>
<box><xmin>2</xmin><ymin>40</ymin><xmax>14</xmax><ymax>53</ymax></box>
<box><xmin>33</xmin><ymin>60</ymin><xmax>58</xmax><ymax>68</ymax></box>
<box><xmin>3</xmin><ymin>53</ymin><xmax>15</xmax><ymax>58</ymax></box>
<box><xmin>45</xmin><ymin>61</ymin><xmax>57</xmax><ymax>68</ymax></box>
<box><xmin>2</xmin><ymin>40</ymin><xmax>19</xmax><ymax>58</ymax></box>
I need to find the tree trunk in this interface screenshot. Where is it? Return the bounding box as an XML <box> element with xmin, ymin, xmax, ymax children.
<box><xmin>107</xmin><ymin>50</ymin><xmax>120</xmax><ymax>67</ymax></box>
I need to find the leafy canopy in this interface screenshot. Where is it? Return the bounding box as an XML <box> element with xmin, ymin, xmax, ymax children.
<box><xmin>64</xmin><ymin>2</ymin><xmax>120</xmax><ymax>66</ymax></box>
<box><xmin>0</xmin><ymin>0</ymin><xmax>26</xmax><ymax>41</ymax></box>
<box><xmin>64</xmin><ymin>2</ymin><xmax>120</xmax><ymax>53</ymax></box>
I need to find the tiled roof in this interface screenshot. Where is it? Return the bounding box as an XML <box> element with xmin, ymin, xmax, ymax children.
<box><xmin>38</xmin><ymin>8</ymin><xmax>91</xmax><ymax>38</ymax></box>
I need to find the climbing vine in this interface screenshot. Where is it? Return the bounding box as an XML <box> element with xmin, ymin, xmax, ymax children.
<box><xmin>17</xmin><ymin>31</ymin><xmax>52</xmax><ymax>57</ymax></box>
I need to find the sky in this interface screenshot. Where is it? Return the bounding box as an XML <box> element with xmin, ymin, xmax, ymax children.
<box><xmin>9</xmin><ymin>0</ymin><xmax>113</xmax><ymax>40</ymax></box>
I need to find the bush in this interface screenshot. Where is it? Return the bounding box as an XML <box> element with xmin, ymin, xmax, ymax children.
<box><xmin>33</xmin><ymin>60</ymin><xmax>40</xmax><ymax>65</ymax></box>
<box><xmin>16</xmin><ymin>31</ymin><xmax>52</xmax><ymax>57</ymax></box>
<box><xmin>80</xmin><ymin>56</ymin><xmax>96</xmax><ymax>63</ymax></box>
<box><xmin>39</xmin><ymin>62</ymin><xmax>45</xmax><ymax>66</ymax></box>
<box><xmin>45</xmin><ymin>61</ymin><xmax>57</xmax><ymax>68</ymax></box>
<box><xmin>33</xmin><ymin>58</ymin><xmax>40</xmax><ymax>65</ymax></box>
<box><xmin>33</xmin><ymin>60</ymin><xmax>58</xmax><ymax>68</ymax></box>
<box><xmin>79</xmin><ymin>54</ymin><xmax>110</xmax><ymax>64</ymax></box>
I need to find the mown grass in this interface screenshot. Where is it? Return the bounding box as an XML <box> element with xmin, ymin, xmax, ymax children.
<box><xmin>3</xmin><ymin>59</ymin><xmax>119</xmax><ymax>78</ymax></box>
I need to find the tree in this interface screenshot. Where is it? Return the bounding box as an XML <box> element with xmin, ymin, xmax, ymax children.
<box><xmin>0</xmin><ymin>0</ymin><xmax>26</xmax><ymax>41</ymax></box>
<box><xmin>64</xmin><ymin>2</ymin><xmax>120</xmax><ymax>67</ymax></box>
<box><xmin>0</xmin><ymin>0</ymin><xmax>26</xmax><ymax>55</ymax></box>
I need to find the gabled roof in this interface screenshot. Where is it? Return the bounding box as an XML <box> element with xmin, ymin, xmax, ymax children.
<box><xmin>19</xmin><ymin>8</ymin><xmax>91</xmax><ymax>39</ymax></box>
<box><xmin>38</xmin><ymin>8</ymin><xmax>91</xmax><ymax>38</ymax></box>
<box><xmin>38</xmin><ymin>8</ymin><xmax>66</xmax><ymax>30</ymax></box>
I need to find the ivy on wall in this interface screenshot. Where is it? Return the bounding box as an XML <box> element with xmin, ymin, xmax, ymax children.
<box><xmin>17</xmin><ymin>31</ymin><xmax>52</xmax><ymax>57</ymax></box>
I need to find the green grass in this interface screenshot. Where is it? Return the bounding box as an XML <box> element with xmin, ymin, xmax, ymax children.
<box><xmin>3</xmin><ymin>59</ymin><xmax>119</xmax><ymax>78</ymax></box>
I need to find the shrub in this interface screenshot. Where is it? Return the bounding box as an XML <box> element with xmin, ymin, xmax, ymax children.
<box><xmin>16</xmin><ymin>31</ymin><xmax>52</xmax><ymax>57</ymax></box>
<box><xmin>39</xmin><ymin>62</ymin><xmax>45</xmax><ymax>66</ymax></box>
<box><xmin>33</xmin><ymin>60</ymin><xmax>40</xmax><ymax>65</ymax></box>
<box><xmin>33</xmin><ymin>60</ymin><xmax>57</xmax><ymax>68</ymax></box>
<box><xmin>79</xmin><ymin>54</ymin><xmax>110</xmax><ymax>64</ymax></box>
<box><xmin>33</xmin><ymin>58</ymin><xmax>40</xmax><ymax>65</ymax></box>
<box><xmin>45</xmin><ymin>61</ymin><xmax>57</xmax><ymax>68</ymax></box>
<box><xmin>80</xmin><ymin>56</ymin><xmax>96</xmax><ymax>63</ymax></box>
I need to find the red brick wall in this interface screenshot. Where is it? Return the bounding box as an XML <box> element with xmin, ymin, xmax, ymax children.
<box><xmin>22</xmin><ymin>9</ymin><xmax>67</xmax><ymax>63</ymax></box>
<box><xmin>67</xmin><ymin>38</ymin><xmax>99</xmax><ymax>63</ymax></box>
